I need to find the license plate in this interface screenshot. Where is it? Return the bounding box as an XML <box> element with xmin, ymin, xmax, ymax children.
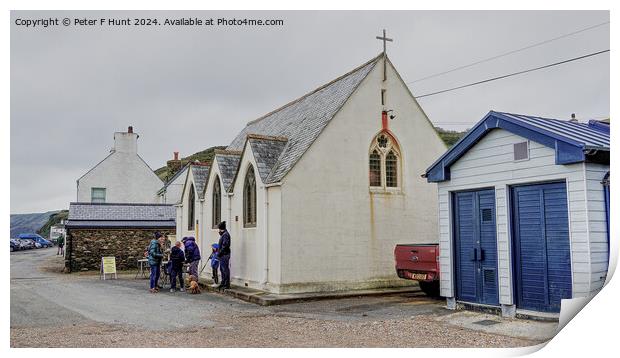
<box><xmin>408</xmin><ymin>273</ymin><xmax>427</xmax><ymax>280</ymax></box>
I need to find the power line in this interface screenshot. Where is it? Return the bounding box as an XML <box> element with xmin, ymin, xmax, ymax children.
<box><xmin>414</xmin><ymin>49</ymin><xmax>609</xmax><ymax>99</ymax></box>
<box><xmin>407</xmin><ymin>21</ymin><xmax>610</xmax><ymax>84</ymax></box>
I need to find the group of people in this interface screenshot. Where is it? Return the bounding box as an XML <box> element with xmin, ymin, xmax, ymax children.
<box><xmin>146</xmin><ymin>221</ymin><xmax>231</xmax><ymax>293</ymax></box>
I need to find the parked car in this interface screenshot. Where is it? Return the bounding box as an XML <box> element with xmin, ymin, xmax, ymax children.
<box><xmin>18</xmin><ymin>233</ymin><xmax>53</xmax><ymax>248</ymax></box>
<box><xmin>394</xmin><ymin>243</ymin><xmax>440</xmax><ymax>296</ymax></box>
<box><xmin>19</xmin><ymin>238</ymin><xmax>35</xmax><ymax>250</ymax></box>
<box><xmin>10</xmin><ymin>239</ymin><xmax>20</xmax><ymax>252</ymax></box>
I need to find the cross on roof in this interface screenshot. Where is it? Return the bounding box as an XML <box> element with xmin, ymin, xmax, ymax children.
<box><xmin>376</xmin><ymin>29</ymin><xmax>393</xmax><ymax>54</ymax></box>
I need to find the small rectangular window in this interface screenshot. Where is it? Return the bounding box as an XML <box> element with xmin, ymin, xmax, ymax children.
<box><xmin>513</xmin><ymin>141</ymin><xmax>529</xmax><ymax>161</ymax></box>
<box><xmin>91</xmin><ymin>187</ymin><xmax>106</xmax><ymax>203</ymax></box>
<box><xmin>481</xmin><ymin>208</ymin><xmax>493</xmax><ymax>222</ymax></box>
<box><xmin>381</xmin><ymin>89</ymin><xmax>386</xmax><ymax>106</ymax></box>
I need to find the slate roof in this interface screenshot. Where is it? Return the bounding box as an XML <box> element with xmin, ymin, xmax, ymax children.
<box><xmin>215</xmin><ymin>150</ymin><xmax>242</xmax><ymax>192</ymax></box>
<box><xmin>247</xmin><ymin>135</ymin><xmax>288</xmax><ymax>183</ymax></box>
<box><xmin>66</xmin><ymin>203</ymin><xmax>176</xmax><ymax>229</ymax></box>
<box><xmin>425</xmin><ymin>111</ymin><xmax>611</xmax><ymax>183</ymax></box>
<box><xmin>226</xmin><ymin>54</ymin><xmax>380</xmax><ymax>184</ymax></box>
<box><xmin>189</xmin><ymin>164</ymin><xmax>210</xmax><ymax>199</ymax></box>
<box><xmin>157</xmin><ymin>164</ymin><xmax>190</xmax><ymax>195</ymax></box>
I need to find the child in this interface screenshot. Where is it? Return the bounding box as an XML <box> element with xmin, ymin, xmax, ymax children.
<box><xmin>209</xmin><ymin>243</ymin><xmax>220</xmax><ymax>286</ymax></box>
<box><xmin>169</xmin><ymin>241</ymin><xmax>185</xmax><ymax>292</ymax></box>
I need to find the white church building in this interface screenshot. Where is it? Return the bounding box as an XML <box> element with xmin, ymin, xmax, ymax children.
<box><xmin>175</xmin><ymin>53</ymin><xmax>447</xmax><ymax>294</ymax></box>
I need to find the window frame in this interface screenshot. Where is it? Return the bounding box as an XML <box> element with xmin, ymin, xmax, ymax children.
<box><xmin>369</xmin><ymin>131</ymin><xmax>402</xmax><ymax>192</ymax></box>
<box><xmin>187</xmin><ymin>184</ymin><xmax>195</xmax><ymax>231</ymax></box>
<box><xmin>212</xmin><ymin>176</ymin><xmax>222</xmax><ymax>229</ymax></box>
<box><xmin>91</xmin><ymin>187</ymin><xmax>106</xmax><ymax>203</ymax></box>
<box><xmin>243</xmin><ymin>165</ymin><xmax>257</xmax><ymax>228</ymax></box>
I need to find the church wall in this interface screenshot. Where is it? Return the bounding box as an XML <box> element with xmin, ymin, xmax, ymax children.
<box><xmin>277</xmin><ymin>57</ymin><xmax>447</xmax><ymax>293</ymax></box>
<box><xmin>77</xmin><ymin>152</ymin><xmax>162</xmax><ymax>204</ymax></box>
<box><xmin>227</xmin><ymin>144</ymin><xmax>267</xmax><ymax>287</ymax></box>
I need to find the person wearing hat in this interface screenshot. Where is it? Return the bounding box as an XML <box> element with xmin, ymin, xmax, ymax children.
<box><xmin>208</xmin><ymin>243</ymin><xmax>220</xmax><ymax>286</ymax></box>
<box><xmin>216</xmin><ymin>221</ymin><xmax>231</xmax><ymax>289</ymax></box>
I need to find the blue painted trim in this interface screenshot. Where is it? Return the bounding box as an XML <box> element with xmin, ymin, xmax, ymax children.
<box><xmin>425</xmin><ymin>111</ymin><xmax>589</xmax><ymax>182</ymax></box>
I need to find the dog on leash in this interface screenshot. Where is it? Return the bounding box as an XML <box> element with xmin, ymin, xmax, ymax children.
<box><xmin>188</xmin><ymin>275</ymin><xmax>201</xmax><ymax>294</ymax></box>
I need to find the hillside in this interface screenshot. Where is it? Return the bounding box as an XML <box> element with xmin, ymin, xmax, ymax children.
<box><xmin>10</xmin><ymin>211</ymin><xmax>60</xmax><ymax>239</ymax></box>
<box><xmin>155</xmin><ymin>145</ymin><xmax>226</xmax><ymax>182</ymax></box>
<box><xmin>37</xmin><ymin>210</ymin><xmax>69</xmax><ymax>239</ymax></box>
<box><xmin>435</xmin><ymin>127</ymin><xmax>468</xmax><ymax>147</ymax></box>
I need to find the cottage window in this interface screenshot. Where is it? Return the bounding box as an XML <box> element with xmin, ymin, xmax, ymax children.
<box><xmin>188</xmin><ymin>184</ymin><xmax>195</xmax><ymax>231</ymax></box>
<box><xmin>243</xmin><ymin>166</ymin><xmax>257</xmax><ymax>228</ymax></box>
<box><xmin>212</xmin><ymin>176</ymin><xmax>221</xmax><ymax>228</ymax></box>
<box><xmin>369</xmin><ymin>132</ymin><xmax>401</xmax><ymax>190</ymax></box>
<box><xmin>91</xmin><ymin>187</ymin><xmax>106</xmax><ymax>203</ymax></box>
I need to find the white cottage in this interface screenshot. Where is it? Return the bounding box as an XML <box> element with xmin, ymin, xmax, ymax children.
<box><xmin>77</xmin><ymin>126</ymin><xmax>163</xmax><ymax>204</ymax></box>
<box><xmin>424</xmin><ymin>111</ymin><xmax>610</xmax><ymax>317</ymax></box>
<box><xmin>178</xmin><ymin>53</ymin><xmax>447</xmax><ymax>293</ymax></box>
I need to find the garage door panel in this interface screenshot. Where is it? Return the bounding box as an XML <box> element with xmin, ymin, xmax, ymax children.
<box><xmin>512</xmin><ymin>182</ymin><xmax>572</xmax><ymax>313</ymax></box>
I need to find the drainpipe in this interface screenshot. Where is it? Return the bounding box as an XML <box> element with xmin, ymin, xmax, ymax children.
<box><xmin>262</xmin><ymin>186</ymin><xmax>269</xmax><ymax>286</ymax></box>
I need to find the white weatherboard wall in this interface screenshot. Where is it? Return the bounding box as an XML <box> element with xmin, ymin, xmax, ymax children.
<box><xmin>436</xmin><ymin>129</ymin><xmax>608</xmax><ymax>307</ymax></box>
<box><xmin>77</xmin><ymin>132</ymin><xmax>163</xmax><ymax>203</ymax></box>
<box><xmin>584</xmin><ymin>163</ymin><xmax>610</xmax><ymax>292</ymax></box>
<box><xmin>277</xmin><ymin>57</ymin><xmax>446</xmax><ymax>293</ymax></box>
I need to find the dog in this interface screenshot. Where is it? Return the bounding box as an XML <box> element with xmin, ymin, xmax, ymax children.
<box><xmin>188</xmin><ymin>275</ymin><xmax>201</xmax><ymax>294</ymax></box>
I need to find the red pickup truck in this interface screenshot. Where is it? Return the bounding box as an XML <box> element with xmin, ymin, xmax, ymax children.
<box><xmin>394</xmin><ymin>243</ymin><xmax>440</xmax><ymax>296</ymax></box>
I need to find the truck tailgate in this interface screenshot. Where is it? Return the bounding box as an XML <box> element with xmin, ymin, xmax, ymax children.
<box><xmin>394</xmin><ymin>244</ymin><xmax>439</xmax><ymax>275</ymax></box>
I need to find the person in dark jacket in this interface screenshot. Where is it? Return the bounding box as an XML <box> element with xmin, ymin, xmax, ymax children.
<box><xmin>169</xmin><ymin>241</ymin><xmax>185</xmax><ymax>292</ymax></box>
<box><xmin>217</xmin><ymin>221</ymin><xmax>231</xmax><ymax>289</ymax></box>
<box><xmin>182</xmin><ymin>236</ymin><xmax>201</xmax><ymax>278</ymax></box>
<box><xmin>208</xmin><ymin>243</ymin><xmax>220</xmax><ymax>285</ymax></box>
<box><xmin>148</xmin><ymin>232</ymin><xmax>165</xmax><ymax>293</ymax></box>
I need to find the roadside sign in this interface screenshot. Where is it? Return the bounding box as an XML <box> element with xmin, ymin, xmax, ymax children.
<box><xmin>100</xmin><ymin>256</ymin><xmax>117</xmax><ymax>280</ymax></box>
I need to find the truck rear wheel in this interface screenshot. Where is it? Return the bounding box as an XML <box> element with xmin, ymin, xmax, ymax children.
<box><xmin>419</xmin><ymin>281</ymin><xmax>440</xmax><ymax>297</ymax></box>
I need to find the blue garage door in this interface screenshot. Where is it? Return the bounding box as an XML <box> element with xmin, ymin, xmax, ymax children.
<box><xmin>454</xmin><ymin>189</ymin><xmax>499</xmax><ymax>306</ymax></box>
<box><xmin>511</xmin><ymin>182</ymin><xmax>572</xmax><ymax>313</ymax></box>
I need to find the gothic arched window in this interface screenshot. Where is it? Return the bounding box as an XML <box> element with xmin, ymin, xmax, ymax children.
<box><xmin>212</xmin><ymin>176</ymin><xmax>221</xmax><ymax>228</ymax></box>
<box><xmin>188</xmin><ymin>184</ymin><xmax>195</xmax><ymax>231</ymax></box>
<box><xmin>243</xmin><ymin>166</ymin><xmax>257</xmax><ymax>227</ymax></box>
<box><xmin>369</xmin><ymin>132</ymin><xmax>401</xmax><ymax>190</ymax></box>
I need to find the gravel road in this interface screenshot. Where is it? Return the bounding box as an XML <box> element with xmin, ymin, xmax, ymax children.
<box><xmin>10</xmin><ymin>249</ymin><xmax>551</xmax><ymax>348</ymax></box>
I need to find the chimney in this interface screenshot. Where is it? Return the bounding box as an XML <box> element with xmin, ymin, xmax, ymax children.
<box><xmin>113</xmin><ymin>126</ymin><xmax>139</xmax><ymax>154</ymax></box>
<box><xmin>174</xmin><ymin>152</ymin><xmax>179</xmax><ymax>160</ymax></box>
<box><xmin>570</xmin><ymin>113</ymin><xmax>578</xmax><ymax>122</ymax></box>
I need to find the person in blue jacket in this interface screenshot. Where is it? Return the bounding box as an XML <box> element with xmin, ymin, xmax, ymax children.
<box><xmin>148</xmin><ymin>232</ymin><xmax>165</xmax><ymax>293</ymax></box>
<box><xmin>169</xmin><ymin>241</ymin><xmax>185</xmax><ymax>292</ymax></box>
<box><xmin>208</xmin><ymin>243</ymin><xmax>220</xmax><ymax>285</ymax></box>
<box><xmin>217</xmin><ymin>221</ymin><xmax>231</xmax><ymax>290</ymax></box>
<box><xmin>182</xmin><ymin>236</ymin><xmax>201</xmax><ymax>278</ymax></box>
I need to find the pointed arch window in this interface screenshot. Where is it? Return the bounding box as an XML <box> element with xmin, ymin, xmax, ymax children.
<box><xmin>243</xmin><ymin>166</ymin><xmax>257</xmax><ymax>228</ymax></box>
<box><xmin>187</xmin><ymin>184</ymin><xmax>195</xmax><ymax>231</ymax></box>
<box><xmin>212</xmin><ymin>176</ymin><xmax>221</xmax><ymax>229</ymax></box>
<box><xmin>369</xmin><ymin>132</ymin><xmax>401</xmax><ymax>190</ymax></box>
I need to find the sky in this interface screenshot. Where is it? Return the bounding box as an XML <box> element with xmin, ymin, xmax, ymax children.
<box><xmin>10</xmin><ymin>10</ymin><xmax>610</xmax><ymax>214</ymax></box>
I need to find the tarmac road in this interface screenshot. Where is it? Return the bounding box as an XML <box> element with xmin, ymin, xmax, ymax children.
<box><xmin>10</xmin><ymin>248</ymin><xmax>554</xmax><ymax>348</ymax></box>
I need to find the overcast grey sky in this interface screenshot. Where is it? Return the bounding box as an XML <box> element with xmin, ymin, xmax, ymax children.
<box><xmin>10</xmin><ymin>10</ymin><xmax>609</xmax><ymax>213</ymax></box>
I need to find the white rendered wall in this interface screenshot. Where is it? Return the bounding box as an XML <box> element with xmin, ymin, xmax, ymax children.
<box><xmin>436</xmin><ymin>129</ymin><xmax>597</xmax><ymax>305</ymax></box>
<box><xmin>277</xmin><ymin>58</ymin><xmax>446</xmax><ymax>293</ymax></box>
<box><xmin>77</xmin><ymin>132</ymin><xmax>162</xmax><ymax>203</ymax></box>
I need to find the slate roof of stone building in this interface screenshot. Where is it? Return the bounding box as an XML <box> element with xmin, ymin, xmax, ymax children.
<box><xmin>66</xmin><ymin>203</ymin><xmax>176</xmax><ymax>228</ymax></box>
<box><xmin>214</xmin><ymin>150</ymin><xmax>242</xmax><ymax>192</ymax></box>
<box><xmin>247</xmin><ymin>135</ymin><xmax>288</xmax><ymax>183</ymax></box>
<box><xmin>189</xmin><ymin>164</ymin><xmax>210</xmax><ymax>199</ymax></box>
<box><xmin>226</xmin><ymin>54</ymin><xmax>380</xmax><ymax>184</ymax></box>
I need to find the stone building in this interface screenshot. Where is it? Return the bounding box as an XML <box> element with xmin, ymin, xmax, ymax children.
<box><xmin>64</xmin><ymin>203</ymin><xmax>176</xmax><ymax>272</ymax></box>
<box><xmin>176</xmin><ymin>53</ymin><xmax>447</xmax><ymax>293</ymax></box>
